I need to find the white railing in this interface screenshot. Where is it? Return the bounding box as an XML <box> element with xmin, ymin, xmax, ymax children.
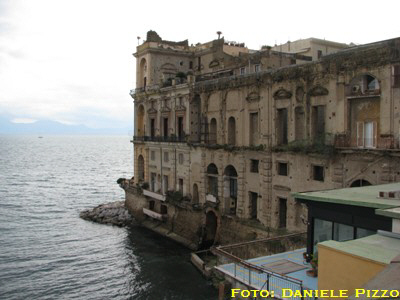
<box><xmin>143</xmin><ymin>208</ymin><xmax>166</xmax><ymax>221</ymax></box>
<box><xmin>143</xmin><ymin>189</ymin><xmax>166</xmax><ymax>201</ymax></box>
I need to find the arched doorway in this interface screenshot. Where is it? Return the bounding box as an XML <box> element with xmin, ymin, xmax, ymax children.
<box><xmin>137</xmin><ymin>155</ymin><xmax>144</xmax><ymax>182</ymax></box>
<box><xmin>350</xmin><ymin>179</ymin><xmax>372</xmax><ymax>187</ymax></box>
<box><xmin>224</xmin><ymin>165</ymin><xmax>238</xmax><ymax>215</ymax></box>
<box><xmin>192</xmin><ymin>183</ymin><xmax>199</xmax><ymax>204</ymax></box>
<box><xmin>203</xmin><ymin>210</ymin><xmax>217</xmax><ymax>248</ymax></box>
<box><xmin>228</xmin><ymin>117</ymin><xmax>236</xmax><ymax>145</ymax></box>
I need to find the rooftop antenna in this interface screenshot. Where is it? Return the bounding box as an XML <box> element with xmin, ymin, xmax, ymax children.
<box><xmin>137</xmin><ymin>36</ymin><xmax>141</xmax><ymax>45</ymax></box>
<box><xmin>216</xmin><ymin>31</ymin><xmax>222</xmax><ymax>39</ymax></box>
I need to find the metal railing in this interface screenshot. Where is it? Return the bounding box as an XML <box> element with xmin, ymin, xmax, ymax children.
<box><xmin>132</xmin><ymin>135</ymin><xmax>187</xmax><ymax>143</ymax></box>
<box><xmin>213</xmin><ymin>247</ymin><xmax>312</xmax><ymax>299</ymax></box>
<box><xmin>334</xmin><ymin>133</ymin><xmax>400</xmax><ymax>150</ymax></box>
<box><xmin>212</xmin><ymin>233</ymin><xmax>312</xmax><ymax>299</ymax></box>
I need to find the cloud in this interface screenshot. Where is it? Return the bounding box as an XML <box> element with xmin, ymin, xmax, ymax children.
<box><xmin>0</xmin><ymin>0</ymin><xmax>399</xmax><ymax>131</ymax></box>
<box><xmin>11</xmin><ymin>118</ymin><xmax>37</xmax><ymax>123</ymax></box>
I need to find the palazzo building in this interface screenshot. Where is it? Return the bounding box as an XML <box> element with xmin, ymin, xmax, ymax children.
<box><xmin>121</xmin><ymin>30</ymin><xmax>400</xmax><ymax>249</ymax></box>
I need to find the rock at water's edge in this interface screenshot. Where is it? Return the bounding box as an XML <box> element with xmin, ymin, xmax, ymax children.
<box><xmin>79</xmin><ymin>201</ymin><xmax>133</xmax><ymax>227</ymax></box>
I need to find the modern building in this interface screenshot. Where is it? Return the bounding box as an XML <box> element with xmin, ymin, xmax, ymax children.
<box><xmin>294</xmin><ymin>182</ymin><xmax>400</xmax><ymax>298</ymax></box>
<box><xmin>121</xmin><ymin>30</ymin><xmax>400</xmax><ymax>249</ymax></box>
<box><xmin>212</xmin><ymin>183</ymin><xmax>400</xmax><ymax>299</ymax></box>
<box><xmin>271</xmin><ymin>38</ymin><xmax>349</xmax><ymax>62</ymax></box>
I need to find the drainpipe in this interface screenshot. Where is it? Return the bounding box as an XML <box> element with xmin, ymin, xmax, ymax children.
<box><xmin>175</xmin><ymin>148</ymin><xmax>177</xmax><ymax>191</ymax></box>
<box><xmin>160</xmin><ymin>146</ymin><xmax>163</xmax><ymax>194</ymax></box>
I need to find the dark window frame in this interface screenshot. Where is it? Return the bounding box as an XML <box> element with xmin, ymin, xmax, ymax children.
<box><xmin>250</xmin><ymin>159</ymin><xmax>259</xmax><ymax>173</ymax></box>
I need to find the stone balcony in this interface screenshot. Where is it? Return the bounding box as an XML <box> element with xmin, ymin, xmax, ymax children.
<box><xmin>143</xmin><ymin>189</ymin><xmax>166</xmax><ymax>201</ymax></box>
<box><xmin>142</xmin><ymin>208</ymin><xmax>167</xmax><ymax>221</ymax></box>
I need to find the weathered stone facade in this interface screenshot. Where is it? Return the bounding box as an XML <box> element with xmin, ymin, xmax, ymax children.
<box><xmin>124</xmin><ymin>31</ymin><xmax>400</xmax><ymax>249</ymax></box>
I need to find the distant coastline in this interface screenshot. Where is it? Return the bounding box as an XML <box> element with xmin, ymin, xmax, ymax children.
<box><xmin>0</xmin><ymin>116</ymin><xmax>131</xmax><ymax>135</ymax></box>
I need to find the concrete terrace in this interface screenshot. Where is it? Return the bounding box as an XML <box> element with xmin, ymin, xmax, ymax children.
<box><xmin>216</xmin><ymin>248</ymin><xmax>317</xmax><ymax>299</ymax></box>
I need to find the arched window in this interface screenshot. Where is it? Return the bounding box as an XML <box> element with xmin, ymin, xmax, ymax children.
<box><xmin>137</xmin><ymin>105</ymin><xmax>145</xmax><ymax>137</ymax></box>
<box><xmin>349</xmin><ymin>74</ymin><xmax>380</xmax><ymax>96</ymax></box>
<box><xmin>350</xmin><ymin>179</ymin><xmax>372</xmax><ymax>187</ymax></box>
<box><xmin>224</xmin><ymin>165</ymin><xmax>238</xmax><ymax>215</ymax></box>
<box><xmin>207</xmin><ymin>163</ymin><xmax>218</xmax><ymax>197</ymax></box>
<box><xmin>139</xmin><ymin>58</ymin><xmax>147</xmax><ymax>88</ymax></box>
<box><xmin>228</xmin><ymin>117</ymin><xmax>236</xmax><ymax>145</ymax></box>
<box><xmin>138</xmin><ymin>155</ymin><xmax>144</xmax><ymax>182</ymax></box>
<box><xmin>209</xmin><ymin>118</ymin><xmax>217</xmax><ymax>144</ymax></box>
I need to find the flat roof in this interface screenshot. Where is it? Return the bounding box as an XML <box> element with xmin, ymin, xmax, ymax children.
<box><xmin>293</xmin><ymin>183</ymin><xmax>400</xmax><ymax>209</ymax></box>
<box><xmin>319</xmin><ymin>233</ymin><xmax>400</xmax><ymax>265</ymax></box>
<box><xmin>376</xmin><ymin>206</ymin><xmax>400</xmax><ymax>219</ymax></box>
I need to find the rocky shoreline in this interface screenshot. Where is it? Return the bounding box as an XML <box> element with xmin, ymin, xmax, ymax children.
<box><xmin>79</xmin><ymin>201</ymin><xmax>133</xmax><ymax>227</ymax></box>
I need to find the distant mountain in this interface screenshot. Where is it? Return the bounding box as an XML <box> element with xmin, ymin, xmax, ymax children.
<box><xmin>0</xmin><ymin>116</ymin><xmax>131</xmax><ymax>135</ymax></box>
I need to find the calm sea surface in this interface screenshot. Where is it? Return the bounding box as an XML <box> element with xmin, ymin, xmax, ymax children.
<box><xmin>0</xmin><ymin>135</ymin><xmax>216</xmax><ymax>300</ymax></box>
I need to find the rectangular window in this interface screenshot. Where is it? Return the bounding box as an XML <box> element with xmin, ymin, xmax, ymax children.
<box><xmin>197</xmin><ymin>57</ymin><xmax>201</xmax><ymax>71</ymax></box>
<box><xmin>163</xmin><ymin>117</ymin><xmax>168</xmax><ymax>137</ymax></box>
<box><xmin>277</xmin><ymin>162</ymin><xmax>288</xmax><ymax>176</ymax></box>
<box><xmin>177</xmin><ymin>117</ymin><xmax>184</xmax><ymax>139</ymax></box>
<box><xmin>312</xmin><ymin>106</ymin><xmax>325</xmax><ymax>141</ymax></box>
<box><xmin>164</xmin><ymin>151</ymin><xmax>169</xmax><ymax>162</ymax></box>
<box><xmin>277</xmin><ymin>108</ymin><xmax>288</xmax><ymax>145</ymax></box>
<box><xmin>393</xmin><ymin>65</ymin><xmax>400</xmax><ymax>87</ymax></box>
<box><xmin>179</xmin><ymin>178</ymin><xmax>183</xmax><ymax>193</ymax></box>
<box><xmin>254</xmin><ymin>64</ymin><xmax>260</xmax><ymax>73</ymax></box>
<box><xmin>313</xmin><ymin>165</ymin><xmax>324</xmax><ymax>181</ymax></box>
<box><xmin>333</xmin><ymin>223</ymin><xmax>354</xmax><ymax>242</ymax></box>
<box><xmin>317</xmin><ymin>50</ymin><xmax>323</xmax><ymax>59</ymax></box>
<box><xmin>250</xmin><ymin>192</ymin><xmax>258</xmax><ymax>219</ymax></box>
<box><xmin>250</xmin><ymin>159</ymin><xmax>259</xmax><ymax>173</ymax></box>
<box><xmin>151</xmin><ymin>151</ymin><xmax>155</xmax><ymax>161</ymax></box>
<box><xmin>278</xmin><ymin>198</ymin><xmax>287</xmax><ymax>228</ymax></box>
<box><xmin>294</xmin><ymin>107</ymin><xmax>305</xmax><ymax>141</ymax></box>
<box><xmin>150</xmin><ymin>119</ymin><xmax>155</xmax><ymax>138</ymax></box>
<box><xmin>150</xmin><ymin>173</ymin><xmax>156</xmax><ymax>192</ymax></box>
<box><xmin>189</xmin><ymin>61</ymin><xmax>193</xmax><ymax>69</ymax></box>
<box><xmin>163</xmin><ymin>175</ymin><xmax>168</xmax><ymax>194</ymax></box>
<box><xmin>313</xmin><ymin>219</ymin><xmax>333</xmax><ymax>253</ymax></box>
<box><xmin>149</xmin><ymin>200</ymin><xmax>155</xmax><ymax>210</ymax></box>
<box><xmin>240</xmin><ymin>67</ymin><xmax>246</xmax><ymax>75</ymax></box>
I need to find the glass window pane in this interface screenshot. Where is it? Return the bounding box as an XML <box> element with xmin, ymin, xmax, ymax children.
<box><xmin>313</xmin><ymin>219</ymin><xmax>333</xmax><ymax>253</ymax></box>
<box><xmin>333</xmin><ymin>223</ymin><xmax>354</xmax><ymax>241</ymax></box>
<box><xmin>356</xmin><ymin>228</ymin><xmax>376</xmax><ymax>239</ymax></box>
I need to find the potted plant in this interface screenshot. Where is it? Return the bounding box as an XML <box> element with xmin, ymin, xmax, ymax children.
<box><xmin>306</xmin><ymin>253</ymin><xmax>318</xmax><ymax>277</ymax></box>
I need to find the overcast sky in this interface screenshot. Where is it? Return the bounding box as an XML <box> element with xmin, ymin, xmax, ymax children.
<box><xmin>1</xmin><ymin>0</ymin><xmax>399</xmax><ymax>129</ymax></box>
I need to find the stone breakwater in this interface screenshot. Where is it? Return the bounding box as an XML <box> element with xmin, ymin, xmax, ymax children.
<box><xmin>79</xmin><ymin>201</ymin><xmax>133</xmax><ymax>227</ymax></box>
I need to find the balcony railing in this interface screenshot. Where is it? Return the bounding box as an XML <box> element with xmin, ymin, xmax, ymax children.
<box><xmin>132</xmin><ymin>135</ymin><xmax>187</xmax><ymax>143</ymax></box>
<box><xmin>130</xmin><ymin>84</ymin><xmax>161</xmax><ymax>96</ymax></box>
<box><xmin>143</xmin><ymin>189</ymin><xmax>166</xmax><ymax>201</ymax></box>
<box><xmin>142</xmin><ymin>208</ymin><xmax>167</xmax><ymax>221</ymax></box>
<box><xmin>335</xmin><ymin>133</ymin><xmax>400</xmax><ymax>150</ymax></box>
